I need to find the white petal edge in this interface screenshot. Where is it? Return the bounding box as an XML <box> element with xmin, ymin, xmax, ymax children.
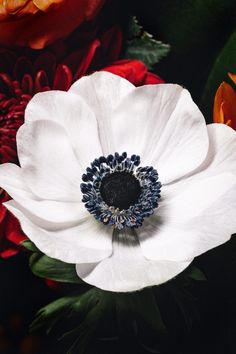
<box><xmin>0</xmin><ymin>163</ymin><xmax>33</xmax><ymax>200</ymax></box>
<box><xmin>76</xmin><ymin>228</ymin><xmax>191</xmax><ymax>292</ymax></box>
<box><xmin>110</xmin><ymin>84</ymin><xmax>209</xmax><ymax>184</ymax></box>
<box><xmin>138</xmin><ymin>181</ymin><xmax>236</xmax><ymax>262</ymax></box>
<box><xmin>197</xmin><ymin>123</ymin><xmax>236</xmax><ymax>175</ymax></box>
<box><xmin>0</xmin><ymin>163</ymin><xmax>87</xmax><ymax>227</ymax></box>
<box><xmin>25</xmin><ymin>90</ymin><xmax>103</xmax><ymax>169</ymax></box>
<box><xmin>138</xmin><ymin>123</ymin><xmax>236</xmax><ymax>261</ymax></box>
<box><xmin>69</xmin><ymin>71</ymin><xmax>135</xmax><ymax>155</ymax></box>
<box><xmin>5</xmin><ymin>201</ymin><xmax>113</xmax><ymax>264</ymax></box>
<box><xmin>17</xmin><ymin>119</ymin><xmax>83</xmax><ymax>202</ymax></box>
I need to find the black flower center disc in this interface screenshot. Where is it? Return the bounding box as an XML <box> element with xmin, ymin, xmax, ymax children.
<box><xmin>100</xmin><ymin>172</ymin><xmax>141</xmax><ymax>210</ymax></box>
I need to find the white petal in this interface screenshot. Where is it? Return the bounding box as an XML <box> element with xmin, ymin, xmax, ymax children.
<box><xmin>17</xmin><ymin>120</ymin><xmax>83</xmax><ymax>202</ymax></box>
<box><xmin>69</xmin><ymin>71</ymin><xmax>135</xmax><ymax>155</ymax></box>
<box><xmin>138</xmin><ymin>175</ymin><xmax>236</xmax><ymax>262</ymax></box>
<box><xmin>5</xmin><ymin>199</ymin><xmax>87</xmax><ymax>229</ymax></box>
<box><xmin>25</xmin><ymin>90</ymin><xmax>102</xmax><ymax>169</ymax></box>
<box><xmin>0</xmin><ymin>163</ymin><xmax>33</xmax><ymax>200</ymax></box>
<box><xmin>202</xmin><ymin>123</ymin><xmax>236</xmax><ymax>175</ymax></box>
<box><xmin>76</xmin><ymin>228</ymin><xmax>191</xmax><ymax>292</ymax></box>
<box><xmin>5</xmin><ymin>201</ymin><xmax>112</xmax><ymax>263</ymax></box>
<box><xmin>111</xmin><ymin>84</ymin><xmax>209</xmax><ymax>183</ymax></box>
<box><xmin>0</xmin><ymin>163</ymin><xmax>86</xmax><ymax>226</ymax></box>
<box><xmin>138</xmin><ymin>123</ymin><xmax>236</xmax><ymax>262</ymax></box>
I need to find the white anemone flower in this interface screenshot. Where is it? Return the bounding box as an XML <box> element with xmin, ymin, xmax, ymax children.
<box><xmin>0</xmin><ymin>72</ymin><xmax>236</xmax><ymax>292</ymax></box>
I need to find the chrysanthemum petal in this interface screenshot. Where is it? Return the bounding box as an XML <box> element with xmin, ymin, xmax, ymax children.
<box><xmin>5</xmin><ymin>201</ymin><xmax>112</xmax><ymax>263</ymax></box>
<box><xmin>24</xmin><ymin>90</ymin><xmax>102</xmax><ymax>169</ymax></box>
<box><xmin>17</xmin><ymin>120</ymin><xmax>83</xmax><ymax>202</ymax></box>
<box><xmin>69</xmin><ymin>71</ymin><xmax>135</xmax><ymax>155</ymax></box>
<box><xmin>111</xmin><ymin>83</ymin><xmax>209</xmax><ymax>184</ymax></box>
<box><xmin>76</xmin><ymin>228</ymin><xmax>191</xmax><ymax>292</ymax></box>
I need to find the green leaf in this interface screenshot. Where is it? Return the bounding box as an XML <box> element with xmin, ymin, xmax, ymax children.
<box><xmin>116</xmin><ymin>288</ymin><xmax>167</xmax><ymax>334</ymax></box>
<box><xmin>166</xmin><ymin>283</ymin><xmax>201</xmax><ymax>331</ymax></box>
<box><xmin>63</xmin><ymin>290</ymin><xmax>114</xmax><ymax>354</ymax></box>
<box><xmin>31</xmin><ymin>287</ymin><xmax>116</xmax><ymax>353</ymax></box>
<box><xmin>124</xmin><ymin>17</ymin><xmax>170</xmax><ymax>69</ymax></box>
<box><xmin>31</xmin><ymin>288</ymin><xmax>99</xmax><ymax>332</ymax></box>
<box><xmin>187</xmin><ymin>266</ymin><xmax>207</xmax><ymax>281</ymax></box>
<box><xmin>21</xmin><ymin>240</ymin><xmax>39</xmax><ymax>252</ymax></box>
<box><xmin>29</xmin><ymin>253</ymin><xmax>82</xmax><ymax>284</ymax></box>
<box><xmin>31</xmin><ymin>295</ymin><xmax>79</xmax><ymax>331</ymax></box>
<box><xmin>128</xmin><ymin>16</ymin><xmax>141</xmax><ymax>38</ymax></box>
<box><xmin>201</xmin><ymin>30</ymin><xmax>236</xmax><ymax>119</ymax></box>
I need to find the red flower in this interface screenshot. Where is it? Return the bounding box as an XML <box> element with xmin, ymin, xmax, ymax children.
<box><xmin>0</xmin><ymin>31</ymin><xmax>163</xmax><ymax>258</ymax></box>
<box><xmin>103</xmin><ymin>59</ymin><xmax>164</xmax><ymax>86</ymax></box>
<box><xmin>0</xmin><ymin>26</ymin><xmax>122</xmax><ymax>164</ymax></box>
<box><xmin>0</xmin><ymin>189</ymin><xmax>27</xmax><ymax>258</ymax></box>
<box><xmin>0</xmin><ymin>0</ymin><xmax>105</xmax><ymax>49</ymax></box>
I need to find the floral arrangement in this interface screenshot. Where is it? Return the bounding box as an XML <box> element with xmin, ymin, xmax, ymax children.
<box><xmin>0</xmin><ymin>1</ymin><xmax>235</xmax><ymax>353</ymax></box>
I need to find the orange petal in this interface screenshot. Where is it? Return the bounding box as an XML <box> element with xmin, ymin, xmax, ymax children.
<box><xmin>0</xmin><ymin>0</ymin><xmax>38</xmax><ymax>17</ymax></box>
<box><xmin>3</xmin><ymin>0</ymin><xmax>29</xmax><ymax>14</ymax></box>
<box><xmin>0</xmin><ymin>0</ymin><xmax>105</xmax><ymax>49</ymax></box>
<box><xmin>33</xmin><ymin>0</ymin><xmax>63</xmax><ymax>12</ymax></box>
<box><xmin>213</xmin><ymin>81</ymin><xmax>236</xmax><ymax>130</ymax></box>
<box><xmin>228</xmin><ymin>72</ymin><xmax>236</xmax><ymax>85</ymax></box>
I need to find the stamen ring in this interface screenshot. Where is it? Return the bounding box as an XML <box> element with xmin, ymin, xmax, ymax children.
<box><xmin>80</xmin><ymin>152</ymin><xmax>161</xmax><ymax>229</ymax></box>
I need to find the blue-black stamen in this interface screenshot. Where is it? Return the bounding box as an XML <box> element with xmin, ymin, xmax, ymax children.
<box><xmin>80</xmin><ymin>152</ymin><xmax>161</xmax><ymax>230</ymax></box>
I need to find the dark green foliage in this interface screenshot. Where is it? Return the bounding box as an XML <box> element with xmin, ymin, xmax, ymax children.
<box><xmin>124</xmin><ymin>17</ymin><xmax>170</xmax><ymax>69</ymax></box>
<box><xmin>29</xmin><ymin>253</ymin><xmax>82</xmax><ymax>284</ymax></box>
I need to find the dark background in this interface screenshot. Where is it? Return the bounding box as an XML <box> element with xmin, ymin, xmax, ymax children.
<box><xmin>127</xmin><ymin>0</ymin><xmax>236</xmax><ymax>121</ymax></box>
<box><xmin>0</xmin><ymin>1</ymin><xmax>236</xmax><ymax>353</ymax></box>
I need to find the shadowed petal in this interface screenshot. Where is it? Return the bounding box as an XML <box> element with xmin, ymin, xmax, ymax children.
<box><xmin>76</xmin><ymin>228</ymin><xmax>191</xmax><ymax>292</ymax></box>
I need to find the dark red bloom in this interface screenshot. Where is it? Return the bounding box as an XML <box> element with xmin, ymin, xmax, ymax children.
<box><xmin>0</xmin><ymin>29</ymin><xmax>164</xmax><ymax>258</ymax></box>
<box><xmin>0</xmin><ymin>190</ymin><xmax>27</xmax><ymax>258</ymax></box>
<box><xmin>0</xmin><ymin>26</ymin><xmax>122</xmax><ymax>164</ymax></box>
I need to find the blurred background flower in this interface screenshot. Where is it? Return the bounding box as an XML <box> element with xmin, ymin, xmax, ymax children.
<box><xmin>103</xmin><ymin>59</ymin><xmax>164</xmax><ymax>85</ymax></box>
<box><xmin>0</xmin><ymin>189</ymin><xmax>26</xmax><ymax>258</ymax></box>
<box><xmin>0</xmin><ymin>0</ymin><xmax>105</xmax><ymax>49</ymax></box>
<box><xmin>213</xmin><ymin>73</ymin><xmax>236</xmax><ymax>130</ymax></box>
<box><xmin>0</xmin><ymin>25</ymin><xmax>122</xmax><ymax>165</ymax></box>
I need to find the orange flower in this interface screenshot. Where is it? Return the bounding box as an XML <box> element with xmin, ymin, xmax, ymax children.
<box><xmin>0</xmin><ymin>0</ymin><xmax>105</xmax><ymax>49</ymax></box>
<box><xmin>213</xmin><ymin>73</ymin><xmax>236</xmax><ymax>130</ymax></box>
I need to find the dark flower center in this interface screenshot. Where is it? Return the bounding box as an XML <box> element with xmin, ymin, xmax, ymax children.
<box><xmin>100</xmin><ymin>171</ymin><xmax>141</xmax><ymax>210</ymax></box>
<box><xmin>81</xmin><ymin>153</ymin><xmax>161</xmax><ymax>229</ymax></box>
